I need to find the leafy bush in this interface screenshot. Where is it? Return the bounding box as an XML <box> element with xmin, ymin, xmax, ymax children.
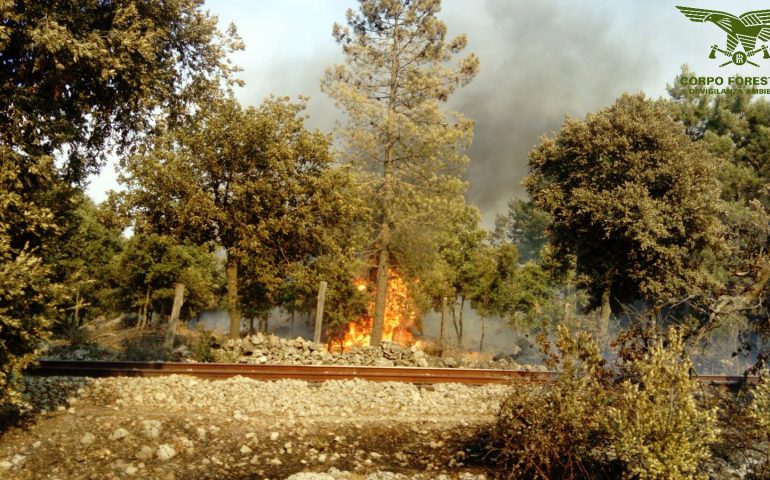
<box><xmin>190</xmin><ymin>327</ymin><xmax>216</xmax><ymax>363</ymax></box>
<box><xmin>492</xmin><ymin>325</ymin><xmax>718</xmax><ymax>480</ymax></box>
<box><xmin>493</xmin><ymin>327</ymin><xmax>615</xmax><ymax>479</ymax></box>
<box><xmin>607</xmin><ymin>328</ymin><xmax>718</xmax><ymax>480</ymax></box>
<box><xmin>746</xmin><ymin>371</ymin><xmax>770</xmax><ymax>479</ymax></box>
<box><xmin>749</xmin><ymin>371</ymin><xmax>770</xmax><ymax>432</ymax></box>
<box><xmin>0</xmin><ymin>247</ymin><xmax>55</xmax><ymax>406</ymax></box>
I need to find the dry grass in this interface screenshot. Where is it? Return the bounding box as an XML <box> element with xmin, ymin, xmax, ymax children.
<box><xmin>46</xmin><ymin>316</ymin><xmax>210</xmax><ymax>362</ymax></box>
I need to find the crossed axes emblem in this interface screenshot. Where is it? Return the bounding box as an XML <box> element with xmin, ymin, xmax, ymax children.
<box><xmin>709</xmin><ymin>44</ymin><xmax>770</xmax><ymax>67</ymax></box>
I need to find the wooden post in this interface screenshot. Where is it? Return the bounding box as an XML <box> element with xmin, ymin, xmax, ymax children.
<box><xmin>164</xmin><ymin>283</ymin><xmax>185</xmax><ymax>351</ymax></box>
<box><xmin>313</xmin><ymin>281</ymin><xmax>328</xmax><ymax>343</ymax></box>
<box><xmin>226</xmin><ymin>255</ymin><xmax>241</xmax><ymax>339</ymax></box>
<box><xmin>73</xmin><ymin>288</ymin><xmax>81</xmax><ymax>329</ymax></box>
<box><xmin>440</xmin><ymin>296</ymin><xmax>448</xmax><ymax>357</ymax></box>
<box><xmin>137</xmin><ymin>288</ymin><xmax>151</xmax><ymax>330</ymax></box>
<box><xmin>64</xmin><ymin>287</ymin><xmax>91</xmax><ymax>339</ymax></box>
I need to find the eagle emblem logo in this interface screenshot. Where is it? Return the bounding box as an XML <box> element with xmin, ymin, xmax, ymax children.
<box><xmin>677</xmin><ymin>6</ymin><xmax>770</xmax><ymax>66</ymax></box>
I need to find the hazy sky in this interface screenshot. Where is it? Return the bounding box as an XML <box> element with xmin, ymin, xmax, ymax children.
<box><xmin>87</xmin><ymin>0</ymin><xmax>770</xmax><ymax>226</ymax></box>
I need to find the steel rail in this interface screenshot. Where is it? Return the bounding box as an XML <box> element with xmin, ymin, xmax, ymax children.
<box><xmin>27</xmin><ymin>360</ymin><xmax>753</xmax><ymax>386</ymax></box>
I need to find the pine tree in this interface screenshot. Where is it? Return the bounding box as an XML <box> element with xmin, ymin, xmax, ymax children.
<box><xmin>322</xmin><ymin>0</ymin><xmax>478</xmax><ymax>346</ymax></box>
<box><xmin>493</xmin><ymin>199</ymin><xmax>552</xmax><ymax>262</ymax></box>
<box><xmin>666</xmin><ymin>67</ymin><xmax>770</xmax><ymax>334</ymax></box>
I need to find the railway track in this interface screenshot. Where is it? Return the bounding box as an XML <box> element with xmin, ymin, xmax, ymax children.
<box><xmin>27</xmin><ymin>360</ymin><xmax>754</xmax><ymax>386</ymax></box>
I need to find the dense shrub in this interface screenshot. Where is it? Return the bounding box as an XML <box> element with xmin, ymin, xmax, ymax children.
<box><xmin>0</xmin><ymin>247</ymin><xmax>55</xmax><ymax>406</ymax></box>
<box><xmin>749</xmin><ymin>371</ymin><xmax>770</xmax><ymax>432</ymax></box>
<box><xmin>747</xmin><ymin>371</ymin><xmax>770</xmax><ymax>479</ymax></box>
<box><xmin>492</xmin><ymin>326</ymin><xmax>718</xmax><ymax>480</ymax></box>
<box><xmin>493</xmin><ymin>327</ymin><xmax>615</xmax><ymax>479</ymax></box>
<box><xmin>190</xmin><ymin>327</ymin><xmax>217</xmax><ymax>363</ymax></box>
<box><xmin>607</xmin><ymin>328</ymin><xmax>718</xmax><ymax>480</ymax></box>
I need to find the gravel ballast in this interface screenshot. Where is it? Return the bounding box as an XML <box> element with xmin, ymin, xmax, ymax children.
<box><xmin>0</xmin><ymin>375</ymin><xmax>511</xmax><ymax>479</ymax></box>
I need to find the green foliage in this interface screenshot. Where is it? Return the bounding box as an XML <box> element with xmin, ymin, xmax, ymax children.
<box><xmin>281</xmin><ymin>253</ymin><xmax>371</xmax><ymax>340</ymax></box>
<box><xmin>668</xmin><ymin>69</ymin><xmax>770</xmax><ymax>206</ymax></box>
<box><xmin>741</xmin><ymin>371</ymin><xmax>770</xmax><ymax>479</ymax></box>
<box><xmin>493</xmin><ymin>326</ymin><xmax>718</xmax><ymax>480</ymax></box>
<box><xmin>47</xmin><ymin>194</ymin><xmax>125</xmax><ymax>332</ymax></box>
<box><xmin>494</xmin><ymin>199</ymin><xmax>552</xmax><ymax>262</ymax></box>
<box><xmin>238</xmin><ymin>165</ymin><xmax>373</xmax><ymax>334</ymax></box>
<box><xmin>120</xmin><ymin>96</ymin><xmax>361</xmax><ymax>337</ymax></box>
<box><xmin>417</xmin><ymin>205</ymin><xmax>556</xmax><ymax>342</ymax></box>
<box><xmin>0</xmin><ymin>0</ymin><xmax>242</xmax><ymax>181</ymax></box>
<box><xmin>749</xmin><ymin>372</ymin><xmax>770</xmax><ymax>433</ymax></box>
<box><xmin>418</xmin><ymin>206</ymin><xmax>492</xmax><ymax>343</ymax></box>
<box><xmin>666</xmin><ymin>67</ymin><xmax>770</xmax><ymax>340</ymax></box>
<box><xmin>469</xmin><ymin>244</ymin><xmax>554</xmax><ymax>334</ymax></box>
<box><xmin>0</xmin><ymin>245</ymin><xmax>57</xmax><ymax>405</ymax></box>
<box><xmin>524</xmin><ymin>93</ymin><xmax>725</xmax><ymax>336</ymax></box>
<box><xmin>495</xmin><ymin>326</ymin><xmax>612</xmax><ymax>479</ymax></box>
<box><xmin>104</xmin><ymin>233</ymin><xmax>221</xmax><ymax>321</ymax></box>
<box><xmin>608</xmin><ymin>328</ymin><xmax>718</xmax><ymax>480</ymax></box>
<box><xmin>0</xmin><ymin>148</ymin><xmax>68</xmax><ymax>405</ymax></box>
<box><xmin>0</xmin><ymin>0</ymin><xmax>241</xmax><ymax>402</ymax></box>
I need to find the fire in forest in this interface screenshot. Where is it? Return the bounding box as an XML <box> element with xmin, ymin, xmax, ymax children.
<box><xmin>338</xmin><ymin>271</ymin><xmax>418</xmax><ymax>350</ymax></box>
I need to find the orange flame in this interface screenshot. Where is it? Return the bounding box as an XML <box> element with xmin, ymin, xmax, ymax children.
<box><xmin>339</xmin><ymin>271</ymin><xmax>416</xmax><ymax>350</ymax></box>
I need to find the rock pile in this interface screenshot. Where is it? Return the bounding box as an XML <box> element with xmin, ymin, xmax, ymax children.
<box><xmin>212</xmin><ymin>333</ymin><xmax>535</xmax><ymax>370</ymax></box>
<box><xmin>21</xmin><ymin>376</ymin><xmax>93</xmax><ymax>412</ymax></box>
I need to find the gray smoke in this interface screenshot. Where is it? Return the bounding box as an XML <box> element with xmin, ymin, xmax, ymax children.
<box><xmin>191</xmin><ymin>309</ymin><xmax>317</xmax><ymax>339</ymax></box>
<box><xmin>234</xmin><ymin>54</ymin><xmax>341</xmax><ymax>134</ymax></box>
<box><xmin>420</xmin><ymin>308</ymin><xmax>541</xmax><ymax>361</ymax></box>
<box><xmin>442</xmin><ymin>0</ymin><xmax>660</xmax><ymax>225</ymax></box>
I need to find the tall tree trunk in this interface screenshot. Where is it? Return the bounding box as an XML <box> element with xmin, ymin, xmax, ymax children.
<box><xmin>226</xmin><ymin>253</ymin><xmax>241</xmax><ymax>339</ymax></box>
<box><xmin>562</xmin><ymin>278</ymin><xmax>573</xmax><ymax>328</ymax></box>
<box><xmin>371</xmin><ymin>15</ymin><xmax>400</xmax><ymax>348</ymax></box>
<box><xmin>440</xmin><ymin>296</ymin><xmax>448</xmax><ymax>357</ymax></box>
<box><xmin>458</xmin><ymin>297</ymin><xmax>465</xmax><ymax>346</ymax></box>
<box><xmin>164</xmin><ymin>283</ymin><xmax>185</xmax><ymax>351</ymax></box>
<box><xmin>599</xmin><ymin>284</ymin><xmax>611</xmax><ymax>348</ymax></box>
<box><xmin>314</xmin><ymin>280</ymin><xmax>328</xmax><ymax>343</ymax></box>
<box><xmin>451</xmin><ymin>302</ymin><xmax>460</xmax><ymax>342</ymax></box>
<box><xmin>372</xmin><ymin>246</ymin><xmax>389</xmax><ymax>346</ymax></box>
<box><xmin>479</xmin><ymin>316</ymin><xmax>485</xmax><ymax>352</ymax></box>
